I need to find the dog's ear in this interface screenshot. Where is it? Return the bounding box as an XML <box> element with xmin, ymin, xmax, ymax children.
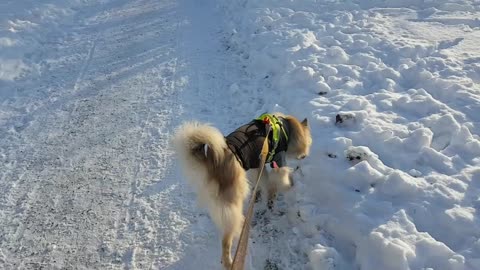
<box><xmin>301</xmin><ymin>118</ymin><xmax>308</xmax><ymax>127</ymax></box>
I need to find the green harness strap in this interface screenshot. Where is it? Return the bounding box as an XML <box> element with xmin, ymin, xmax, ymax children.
<box><xmin>256</xmin><ymin>113</ymin><xmax>289</xmax><ymax>162</ymax></box>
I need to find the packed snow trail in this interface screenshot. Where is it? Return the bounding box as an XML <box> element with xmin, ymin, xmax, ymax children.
<box><xmin>0</xmin><ymin>0</ymin><xmax>242</xmax><ymax>269</ymax></box>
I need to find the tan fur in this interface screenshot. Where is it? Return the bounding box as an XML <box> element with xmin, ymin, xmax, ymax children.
<box><xmin>282</xmin><ymin>113</ymin><xmax>313</xmax><ymax>159</ymax></box>
<box><xmin>173</xmin><ymin>115</ymin><xmax>312</xmax><ymax>269</ymax></box>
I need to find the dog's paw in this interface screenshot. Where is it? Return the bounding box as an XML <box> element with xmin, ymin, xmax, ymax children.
<box><xmin>270</xmin><ymin>167</ymin><xmax>293</xmax><ymax>192</ymax></box>
<box><xmin>221</xmin><ymin>257</ymin><xmax>232</xmax><ymax>270</ymax></box>
<box><xmin>344</xmin><ymin>146</ymin><xmax>373</xmax><ymax>163</ymax></box>
<box><xmin>335</xmin><ymin>112</ymin><xmax>356</xmax><ymax>126</ymax></box>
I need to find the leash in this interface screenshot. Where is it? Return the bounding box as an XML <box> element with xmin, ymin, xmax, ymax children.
<box><xmin>230</xmin><ymin>122</ymin><xmax>271</xmax><ymax>270</ymax></box>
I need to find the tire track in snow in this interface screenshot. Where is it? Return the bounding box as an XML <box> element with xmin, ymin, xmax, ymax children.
<box><xmin>73</xmin><ymin>40</ymin><xmax>97</xmax><ymax>92</ymax></box>
<box><xmin>0</xmin><ymin>7</ymin><xmax>107</xmax><ymax>270</ymax></box>
<box><xmin>121</xmin><ymin>52</ymin><xmax>157</xmax><ymax>268</ymax></box>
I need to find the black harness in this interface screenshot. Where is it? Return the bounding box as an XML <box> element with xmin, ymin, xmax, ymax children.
<box><xmin>225</xmin><ymin>118</ymin><xmax>290</xmax><ymax>170</ymax></box>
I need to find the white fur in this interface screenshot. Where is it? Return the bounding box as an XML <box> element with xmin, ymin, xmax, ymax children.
<box><xmin>173</xmin><ymin>122</ymin><xmax>227</xmax><ymax>165</ymax></box>
<box><xmin>269</xmin><ymin>167</ymin><xmax>293</xmax><ymax>192</ymax></box>
<box><xmin>204</xmin><ymin>144</ymin><xmax>209</xmax><ymax>157</ymax></box>
<box><xmin>249</xmin><ymin>166</ymin><xmax>293</xmax><ymax>204</ymax></box>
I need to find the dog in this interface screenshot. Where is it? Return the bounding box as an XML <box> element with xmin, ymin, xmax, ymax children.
<box><xmin>172</xmin><ymin>113</ymin><xmax>312</xmax><ymax>269</ymax></box>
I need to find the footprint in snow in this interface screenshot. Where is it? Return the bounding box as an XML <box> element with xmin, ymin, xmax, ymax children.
<box><xmin>335</xmin><ymin>113</ymin><xmax>356</xmax><ymax>127</ymax></box>
<box><xmin>344</xmin><ymin>146</ymin><xmax>373</xmax><ymax>164</ymax></box>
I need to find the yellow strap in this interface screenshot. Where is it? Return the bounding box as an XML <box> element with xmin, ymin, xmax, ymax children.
<box><xmin>256</xmin><ymin>113</ymin><xmax>288</xmax><ymax>162</ymax></box>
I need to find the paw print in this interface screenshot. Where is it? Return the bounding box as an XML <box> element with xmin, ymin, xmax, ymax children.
<box><xmin>344</xmin><ymin>146</ymin><xmax>372</xmax><ymax>163</ymax></box>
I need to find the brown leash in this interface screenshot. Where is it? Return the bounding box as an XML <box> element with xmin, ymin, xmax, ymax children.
<box><xmin>230</xmin><ymin>126</ymin><xmax>271</xmax><ymax>270</ymax></box>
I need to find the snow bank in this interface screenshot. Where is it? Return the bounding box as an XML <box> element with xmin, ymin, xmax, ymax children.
<box><xmin>217</xmin><ymin>0</ymin><xmax>480</xmax><ymax>269</ymax></box>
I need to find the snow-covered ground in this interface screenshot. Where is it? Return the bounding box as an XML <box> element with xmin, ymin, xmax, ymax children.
<box><xmin>1</xmin><ymin>0</ymin><xmax>479</xmax><ymax>269</ymax></box>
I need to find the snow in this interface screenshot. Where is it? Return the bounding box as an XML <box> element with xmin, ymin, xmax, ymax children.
<box><xmin>1</xmin><ymin>0</ymin><xmax>480</xmax><ymax>269</ymax></box>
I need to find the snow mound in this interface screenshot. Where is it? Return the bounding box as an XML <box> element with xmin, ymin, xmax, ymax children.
<box><xmin>218</xmin><ymin>0</ymin><xmax>480</xmax><ymax>269</ymax></box>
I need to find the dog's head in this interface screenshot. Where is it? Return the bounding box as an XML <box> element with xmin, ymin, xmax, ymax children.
<box><xmin>285</xmin><ymin>116</ymin><xmax>312</xmax><ymax>160</ymax></box>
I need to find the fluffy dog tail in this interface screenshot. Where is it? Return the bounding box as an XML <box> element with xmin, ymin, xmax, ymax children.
<box><xmin>173</xmin><ymin>122</ymin><xmax>227</xmax><ymax>170</ymax></box>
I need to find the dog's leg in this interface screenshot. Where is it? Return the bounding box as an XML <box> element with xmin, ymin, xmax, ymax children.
<box><xmin>220</xmin><ymin>204</ymin><xmax>244</xmax><ymax>270</ymax></box>
<box><xmin>221</xmin><ymin>230</ymin><xmax>234</xmax><ymax>269</ymax></box>
<box><xmin>252</xmin><ymin>166</ymin><xmax>269</xmax><ymax>205</ymax></box>
<box><xmin>266</xmin><ymin>167</ymin><xmax>293</xmax><ymax>210</ymax></box>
